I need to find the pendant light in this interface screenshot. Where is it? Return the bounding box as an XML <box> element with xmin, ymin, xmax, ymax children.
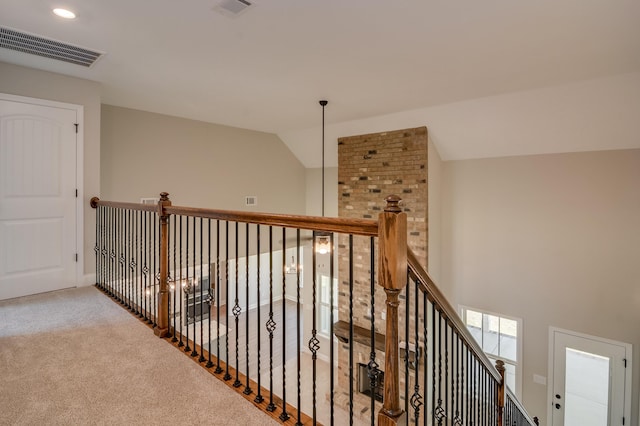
<box><xmin>315</xmin><ymin>100</ymin><xmax>331</xmax><ymax>254</ymax></box>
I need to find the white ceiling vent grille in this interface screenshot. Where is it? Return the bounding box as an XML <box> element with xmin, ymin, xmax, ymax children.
<box><xmin>214</xmin><ymin>0</ymin><xmax>254</xmax><ymax>18</ymax></box>
<box><xmin>0</xmin><ymin>26</ymin><xmax>104</xmax><ymax>67</ymax></box>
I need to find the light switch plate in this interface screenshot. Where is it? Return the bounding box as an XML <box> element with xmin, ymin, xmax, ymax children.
<box><xmin>533</xmin><ymin>374</ymin><xmax>547</xmax><ymax>385</ymax></box>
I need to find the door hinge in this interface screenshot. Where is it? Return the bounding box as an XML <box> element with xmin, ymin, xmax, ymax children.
<box><xmin>74</xmin><ymin>123</ymin><xmax>79</xmax><ymax>133</ymax></box>
<box><xmin>75</xmin><ymin>253</ymin><xmax>78</xmax><ymax>262</ymax></box>
<box><xmin>75</xmin><ymin>189</ymin><xmax>78</xmax><ymax>198</ymax></box>
<box><xmin>623</xmin><ymin>358</ymin><xmax>627</xmax><ymax>368</ymax></box>
<box><xmin>622</xmin><ymin>416</ymin><xmax>625</xmax><ymax>425</ymax></box>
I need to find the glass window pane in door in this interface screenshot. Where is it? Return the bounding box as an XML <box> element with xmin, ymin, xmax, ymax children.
<box><xmin>565</xmin><ymin>348</ymin><xmax>609</xmax><ymax>426</ymax></box>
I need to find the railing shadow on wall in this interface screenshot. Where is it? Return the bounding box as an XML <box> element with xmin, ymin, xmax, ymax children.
<box><xmin>90</xmin><ymin>193</ymin><xmax>538</xmax><ymax>426</ymax></box>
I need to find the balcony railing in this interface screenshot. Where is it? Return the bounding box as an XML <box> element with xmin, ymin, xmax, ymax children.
<box><xmin>90</xmin><ymin>193</ymin><xmax>537</xmax><ymax>425</ymax></box>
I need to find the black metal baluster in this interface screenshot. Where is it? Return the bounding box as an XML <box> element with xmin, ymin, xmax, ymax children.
<box><xmin>124</xmin><ymin>209</ymin><xmax>129</xmax><ymax>308</ymax></box>
<box><xmin>481</xmin><ymin>367</ymin><xmax>486</xmax><ymax>425</ymax></box>
<box><xmin>329</xmin><ymin>232</ymin><xmax>335</xmax><ymax>426</ymax></box>
<box><xmin>199</xmin><ymin>217</ymin><xmax>205</xmax><ymax>362</ymax></box>
<box><xmin>184</xmin><ymin>217</ymin><xmax>191</xmax><ymax>353</ymax></box>
<box><xmin>206</xmin><ymin>218</ymin><xmax>214</xmax><ymax>368</ymax></box>
<box><xmin>223</xmin><ymin>221</ymin><xmax>231</xmax><ymax>379</ymax></box>
<box><xmin>254</xmin><ymin>224</ymin><xmax>264</xmax><ymax>404</ymax></box>
<box><xmin>191</xmin><ymin>217</ymin><xmax>198</xmax><ymax>358</ymax></box>
<box><xmin>436</xmin><ymin>312</ymin><xmax>444</xmax><ymax>425</ymax></box>
<box><xmin>460</xmin><ymin>339</ymin><xmax>465</xmax><ymax>424</ymax></box>
<box><xmin>119</xmin><ymin>209</ymin><xmax>125</xmax><ymax>304</ymax></box>
<box><xmin>233</xmin><ymin>222</ymin><xmax>241</xmax><ymax>385</ymax></box>
<box><xmin>243</xmin><ymin>222</ymin><xmax>252</xmax><ymax>394</ymax></box>
<box><xmin>94</xmin><ymin>206</ymin><xmax>100</xmax><ymax>288</ymax></box>
<box><xmin>172</xmin><ymin>215</ymin><xmax>178</xmax><ymax>342</ymax></box>
<box><xmin>215</xmin><ymin>220</ymin><xmax>222</xmax><ymax>374</ymax></box>
<box><xmin>454</xmin><ymin>335</ymin><xmax>462</xmax><ymax>425</ymax></box>
<box><xmin>348</xmin><ymin>235</ymin><xmax>354</xmax><ymax>426</ymax></box>
<box><xmin>404</xmin><ymin>275</ymin><xmax>410</xmax><ymax>417</ymax></box>
<box><xmin>295</xmin><ymin>229</ymin><xmax>301</xmax><ymax>425</ymax></box>
<box><xmin>411</xmin><ymin>279</ymin><xmax>423</xmax><ymax>424</ymax></box>
<box><xmin>279</xmin><ymin>228</ymin><xmax>289</xmax><ymax>422</ymax></box>
<box><xmin>178</xmin><ymin>216</ymin><xmax>184</xmax><ymax>347</ymax></box>
<box><xmin>128</xmin><ymin>210</ymin><xmax>135</xmax><ymax>310</ymax></box>
<box><xmin>367</xmin><ymin>236</ymin><xmax>378</xmax><ymax>426</ymax></box>
<box><xmin>266</xmin><ymin>226</ymin><xmax>276</xmax><ymax>412</ymax></box>
<box><xmin>423</xmin><ymin>291</ymin><xmax>428</xmax><ymax>426</ymax></box>
<box><xmin>150</xmin><ymin>213</ymin><xmax>159</xmax><ymax>327</ymax></box>
<box><xmin>137</xmin><ymin>211</ymin><xmax>143</xmax><ymax>317</ymax></box>
<box><xmin>309</xmin><ymin>232</ymin><xmax>320</xmax><ymax>425</ymax></box>
<box><xmin>445</xmin><ymin>319</ymin><xmax>449</xmax><ymax>422</ymax></box>
<box><xmin>432</xmin><ymin>302</ymin><xmax>437</xmax><ymax>426</ymax></box>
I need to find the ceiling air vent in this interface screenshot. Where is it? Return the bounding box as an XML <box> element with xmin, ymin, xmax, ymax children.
<box><xmin>0</xmin><ymin>26</ymin><xmax>104</xmax><ymax>67</ymax></box>
<box><xmin>214</xmin><ymin>0</ymin><xmax>254</xmax><ymax>18</ymax></box>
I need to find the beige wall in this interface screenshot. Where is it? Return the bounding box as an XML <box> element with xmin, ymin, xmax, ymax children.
<box><xmin>0</xmin><ymin>61</ymin><xmax>101</xmax><ymax>279</ymax></box>
<box><xmin>101</xmin><ymin>105</ymin><xmax>306</xmax><ymax>214</ymax></box>
<box><xmin>442</xmin><ymin>149</ymin><xmax>640</xmax><ymax>424</ymax></box>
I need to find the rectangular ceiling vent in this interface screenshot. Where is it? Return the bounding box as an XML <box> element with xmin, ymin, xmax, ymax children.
<box><xmin>214</xmin><ymin>0</ymin><xmax>254</xmax><ymax>18</ymax></box>
<box><xmin>0</xmin><ymin>26</ymin><xmax>104</xmax><ymax>67</ymax></box>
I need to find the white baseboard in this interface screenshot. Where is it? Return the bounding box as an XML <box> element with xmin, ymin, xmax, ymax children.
<box><xmin>82</xmin><ymin>273</ymin><xmax>96</xmax><ymax>286</ymax></box>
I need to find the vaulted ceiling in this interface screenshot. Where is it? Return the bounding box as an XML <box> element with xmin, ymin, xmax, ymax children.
<box><xmin>1</xmin><ymin>0</ymin><xmax>639</xmax><ymax>166</ymax></box>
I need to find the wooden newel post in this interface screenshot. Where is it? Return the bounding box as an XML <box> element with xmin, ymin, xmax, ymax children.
<box><xmin>496</xmin><ymin>359</ymin><xmax>506</xmax><ymax>426</ymax></box>
<box><xmin>377</xmin><ymin>195</ymin><xmax>408</xmax><ymax>426</ymax></box>
<box><xmin>154</xmin><ymin>192</ymin><xmax>171</xmax><ymax>338</ymax></box>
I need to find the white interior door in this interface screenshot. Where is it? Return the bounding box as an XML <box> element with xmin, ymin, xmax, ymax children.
<box><xmin>550</xmin><ymin>328</ymin><xmax>630</xmax><ymax>426</ymax></box>
<box><xmin>0</xmin><ymin>98</ymin><xmax>78</xmax><ymax>300</ymax></box>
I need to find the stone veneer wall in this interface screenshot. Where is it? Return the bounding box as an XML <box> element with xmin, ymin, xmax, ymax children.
<box><xmin>335</xmin><ymin>127</ymin><xmax>428</xmax><ymax>419</ymax></box>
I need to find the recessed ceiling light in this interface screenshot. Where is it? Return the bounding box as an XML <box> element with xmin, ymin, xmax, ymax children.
<box><xmin>53</xmin><ymin>8</ymin><xmax>76</xmax><ymax>19</ymax></box>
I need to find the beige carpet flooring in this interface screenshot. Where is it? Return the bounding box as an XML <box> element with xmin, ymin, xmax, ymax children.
<box><xmin>0</xmin><ymin>286</ymin><xmax>279</xmax><ymax>426</ymax></box>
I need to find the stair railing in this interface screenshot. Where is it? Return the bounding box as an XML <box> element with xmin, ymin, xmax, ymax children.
<box><xmin>90</xmin><ymin>193</ymin><xmax>537</xmax><ymax>425</ymax></box>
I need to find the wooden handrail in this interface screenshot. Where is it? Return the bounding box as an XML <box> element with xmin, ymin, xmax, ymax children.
<box><xmin>407</xmin><ymin>249</ymin><xmax>502</xmax><ymax>383</ymax></box>
<box><xmin>90</xmin><ymin>197</ymin><xmax>378</xmax><ymax>236</ymax></box>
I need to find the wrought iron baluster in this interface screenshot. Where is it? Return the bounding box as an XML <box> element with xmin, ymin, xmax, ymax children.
<box><xmin>171</xmin><ymin>215</ymin><xmax>178</xmax><ymax>342</ymax></box>
<box><xmin>243</xmin><ymin>222</ymin><xmax>252</xmax><ymax>394</ymax></box>
<box><xmin>404</xmin><ymin>275</ymin><xmax>410</xmax><ymax>417</ymax></box>
<box><xmin>366</xmin><ymin>236</ymin><xmax>378</xmax><ymax>426</ymax></box>
<box><xmin>128</xmin><ymin>210</ymin><xmax>135</xmax><ymax>310</ymax></box>
<box><xmin>215</xmin><ymin>220</ymin><xmax>222</xmax><ymax>374</ymax></box>
<box><xmin>309</xmin><ymin>231</ymin><xmax>320</xmax><ymax>424</ymax></box>
<box><xmin>295</xmin><ymin>229</ymin><xmax>301</xmax><ymax>426</ymax></box>
<box><xmin>432</xmin><ymin>302</ymin><xmax>437</xmax><ymax>426</ymax></box>
<box><xmin>184</xmin><ymin>217</ymin><xmax>191</xmax><ymax>353</ymax></box>
<box><xmin>410</xmin><ymin>279</ymin><xmax>423</xmax><ymax>425</ymax></box>
<box><xmin>233</xmin><ymin>222</ymin><xmax>241</xmax><ymax>386</ymax></box>
<box><xmin>423</xmin><ymin>291</ymin><xmax>428</xmax><ymax>426</ymax></box>
<box><xmin>152</xmin><ymin>212</ymin><xmax>157</xmax><ymax>325</ymax></box>
<box><xmin>198</xmin><ymin>217</ymin><xmax>205</xmax><ymax>362</ymax></box>
<box><xmin>254</xmin><ymin>224</ymin><xmax>264</xmax><ymax>404</ymax></box>
<box><xmin>445</xmin><ymin>319</ymin><xmax>449</xmax><ymax>422</ymax></box>
<box><xmin>118</xmin><ymin>208</ymin><xmax>125</xmax><ymax>304</ymax></box>
<box><xmin>435</xmin><ymin>312</ymin><xmax>445</xmax><ymax>425</ymax></box>
<box><xmin>223</xmin><ymin>221</ymin><xmax>230</xmax><ymax>379</ymax></box>
<box><xmin>206</xmin><ymin>218</ymin><xmax>214</xmax><ymax>368</ymax></box>
<box><xmin>191</xmin><ymin>216</ymin><xmax>198</xmax><ymax>358</ymax></box>
<box><xmin>329</xmin><ymin>232</ymin><xmax>335</xmax><ymax>426</ymax></box>
<box><xmin>348</xmin><ymin>235</ymin><xmax>354</xmax><ymax>426</ymax></box>
<box><xmin>266</xmin><ymin>226</ymin><xmax>276</xmax><ymax>412</ymax></box>
<box><xmin>279</xmin><ymin>227</ymin><xmax>289</xmax><ymax>422</ymax></box>
<box><xmin>178</xmin><ymin>215</ymin><xmax>184</xmax><ymax>347</ymax></box>
<box><xmin>454</xmin><ymin>335</ymin><xmax>462</xmax><ymax>425</ymax></box>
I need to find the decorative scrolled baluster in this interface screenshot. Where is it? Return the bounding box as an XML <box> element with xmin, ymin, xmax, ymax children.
<box><xmin>232</xmin><ymin>222</ymin><xmax>241</xmax><ymax>387</ymax></box>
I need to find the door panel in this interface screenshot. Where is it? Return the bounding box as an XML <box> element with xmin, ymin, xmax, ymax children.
<box><xmin>551</xmin><ymin>329</ymin><xmax>628</xmax><ymax>426</ymax></box>
<box><xmin>0</xmin><ymin>99</ymin><xmax>77</xmax><ymax>300</ymax></box>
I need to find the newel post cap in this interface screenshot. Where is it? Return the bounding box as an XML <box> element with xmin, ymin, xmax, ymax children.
<box><xmin>90</xmin><ymin>197</ymin><xmax>99</xmax><ymax>208</ymax></box>
<box><xmin>384</xmin><ymin>195</ymin><xmax>402</xmax><ymax>213</ymax></box>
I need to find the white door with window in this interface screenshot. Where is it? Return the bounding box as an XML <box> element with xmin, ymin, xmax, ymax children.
<box><xmin>550</xmin><ymin>328</ymin><xmax>631</xmax><ymax>426</ymax></box>
<box><xmin>0</xmin><ymin>96</ymin><xmax>78</xmax><ymax>300</ymax></box>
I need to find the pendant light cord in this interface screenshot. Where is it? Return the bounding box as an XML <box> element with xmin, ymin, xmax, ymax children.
<box><xmin>319</xmin><ymin>100</ymin><xmax>328</xmax><ymax>217</ymax></box>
